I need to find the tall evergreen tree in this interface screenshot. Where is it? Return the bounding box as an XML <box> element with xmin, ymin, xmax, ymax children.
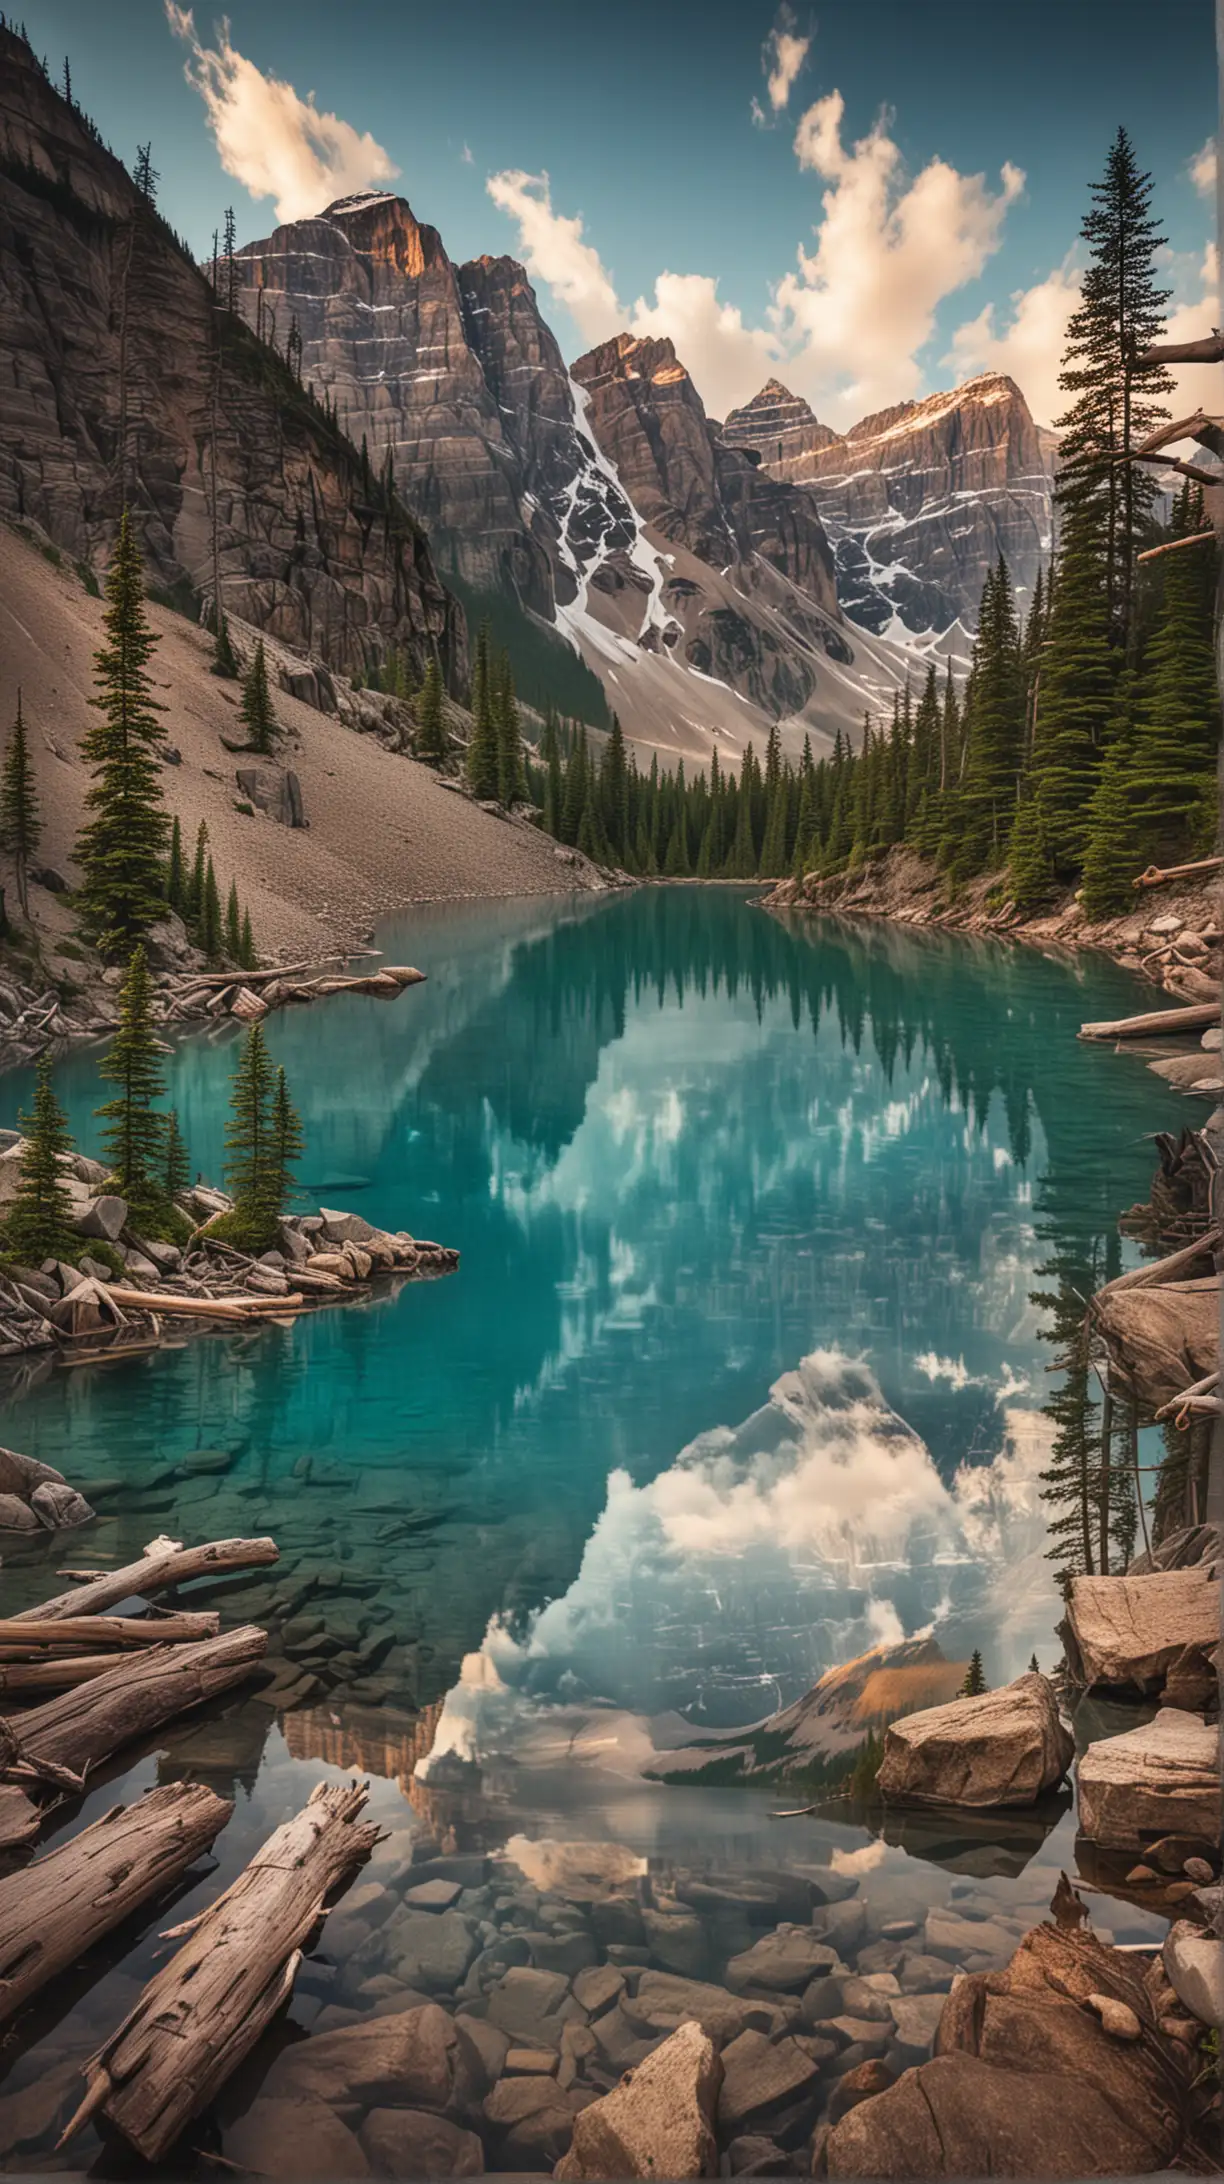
<box><xmin>1126</xmin><ymin>485</ymin><xmax>1220</xmax><ymax>859</ymax></box>
<box><xmin>0</xmin><ymin>690</ymin><xmax>41</xmax><ymax>916</ymax></box>
<box><xmin>239</xmin><ymin>906</ymin><xmax>257</xmax><ymax>972</ymax></box>
<box><xmin>494</xmin><ymin>654</ymin><xmax>526</xmax><ymax>805</ymax></box>
<box><xmin>224</xmin><ymin>1023</ymin><xmax>275</xmax><ymax>1218</ymax></box>
<box><xmin>957</xmin><ymin>558</ymin><xmax>1025</xmax><ymax>871</ymax></box>
<box><xmin>225</xmin><ymin>878</ymin><xmax>242</xmax><ymax>961</ymax></box>
<box><xmin>4</xmin><ymin>1055</ymin><xmax>75</xmax><ymax>1265</ymax></box>
<box><xmin>165</xmin><ymin>814</ymin><xmax>185</xmax><ymax>915</ymax></box>
<box><xmin>1029</xmin><ymin>504</ymin><xmax>1115</xmax><ymax>873</ymax></box>
<box><xmin>465</xmin><ymin>626</ymin><xmax>500</xmax><ymax>799</ymax></box>
<box><xmin>163</xmin><ymin>1106</ymin><xmax>191</xmax><ymax>1199</ymax></box>
<box><xmin>960</xmin><ymin>1650</ymin><xmax>987</xmax><ymax>1697</ymax></box>
<box><xmin>238</xmin><ymin>639</ymin><xmax>278</xmax><ymax>755</ymax></box>
<box><xmin>262</xmin><ymin>1065</ymin><xmax>304</xmax><ymax>1225</ymax></box>
<box><xmin>415</xmin><ymin>653</ymin><xmax>448</xmax><ymax>763</ymax></box>
<box><xmin>600</xmin><ymin>715</ymin><xmax>630</xmax><ymax>866</ymax></box>
<box><xmin>1055</xmin><ymin>128</ymin><xmax>1173</xmax><ymax>653</ymax></box>
<box><xmin>95</xmin><ymin>943</ymin><xmax>168</xmax><ymax>1225</ymax></box>
<box><xmin>199</xmin><ymin>856</ymin><xmax>223</xmax><ymax>960</ymax></box>
<box><xmin>186</xmin><ymin>820</ymin><xmax>208</xmax><ymax>926</ymax></box>
<box><xmin>1079</xmin><ymin>673</ymin><xmax>1144</xmax><ymax>917</ymax></box>
<box><xmin>75</xmin><ymin>512</ymin><xmax>169</xmax><ymax>957</ymax></box>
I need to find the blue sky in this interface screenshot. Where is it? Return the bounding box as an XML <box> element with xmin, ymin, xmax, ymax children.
<box><xmin>21</xmin><ymin>0</ymin><xmax>1219</xmax><ymax>429</ymax></box>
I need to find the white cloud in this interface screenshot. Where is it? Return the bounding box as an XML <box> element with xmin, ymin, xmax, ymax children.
<box><xmin>165</xmin><ymin>5</ymin><xmax>398</xmax><ymax>224</ymax></box>
<box><xmin>485</xmin><ymin>170</ymin><xmax>622</xmax><ymax>344</ymax></box>
<box><xmin>627</xmin><ymin>274</ymin><xmax>780</xmax><ymax>419</ymax></box>
<box><xmin>763</xmin><ymin>10</ymin><xmax>810</xmax><ymax>114</ymax></box>
<box><xmin>947</xmin><ymin>258</ymin><xmax>1081</xmax><ymax>429</ymax></box>
<box><xmin>775</xmin><ymin>93</ymin><xmax>1025</xmax><ymax>425</ymax></box>
<box><xmin>1191</xmin><ymin>137</ymin><xmax>1217</xmax><ymax>199</ymax></box>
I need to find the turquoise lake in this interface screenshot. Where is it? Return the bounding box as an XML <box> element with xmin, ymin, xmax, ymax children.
<box><xmin>0</xmin><ymin>889</ymin><xmax>1186</xmax><ymax>2162</ymax></box>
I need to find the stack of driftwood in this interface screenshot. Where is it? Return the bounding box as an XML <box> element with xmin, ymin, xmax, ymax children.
<box><xmin>161</xmin><ymin>959</ymin><xmax>426</xmax><ymax>1026</ymax></box>
<box><xmin>0</xmin><ymin>1532</ymin><xmax>379</xmax><ymax>2165</ymax></box>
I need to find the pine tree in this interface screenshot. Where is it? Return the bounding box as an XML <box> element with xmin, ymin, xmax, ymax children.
<box><xmin>210</xmin><ymin>606</ymin><xmax>238</xmax><ymax>680</ymax></box>
<box><xmin>465</xmin><ymin>626</ymin><xmax>500</xmax><ymax>799</ymax></box>
<box><xmin>957</xmin><ymin>558</ymin><xmax>1025</xmax><ymax>872</ymax></box>
<box><xmin>1028</xmin><ymin>1653</ymin><xmax>1040</xmax><ymax>1675</ymax></box>
<box><xmin>239</xmin><ymin>906</ymin><xmax>257</xmax><ymax>971</ymax></box>
<box><xmin>494</xmin><ymin>654</ymin><xmax>526</xmax><ymax>804</ymax></box>
<box><xmin>186</xmin><ymin>821</ymin><xmax>208</xmax><ymax>926</ymax></box>
<box><xmin>238</xmin><ymin>640</ymin><xmax>278</xmax><ymax>755</ymax></box>
<box><xmin>133</xmin><ymin>142</ymin><xmax>159</xmax><ymax>203</ymax></box>
<box><xmin>1030</xmin><ymin>504</ymin><xmax>1115</xmax><ymax>873</ymax></box>
<box><xmin>541</xmin><ymin>712</ymin><xmax>563</xmax><ymax>837</ymax></box>
<box><xmin>224</xmin><ymin>1023</ymin><xmax>275</xmax><ymax>1219</ymax></box>
<box><xmin>225</xmin><ymin>878</ymin><xmax>242</xmax><ymax>961</ymax></box>
<box><xmin>960</xmin><ymin>1649</ymin><xmax>987</xmax><ymax>1697</ymax></box>
<box><xmin>728</xmin><ymin>745</ymin><xmax>759</xmax><ymax>877</ymax></box>
<box><xmin>600</xmin><ymin>715</ymin><xmax>630</xmax><ymax>866</ymax></box>
<box><xmin>1079</xmin><ymin>678</ymin><xmax>1143</xmax><ymax>918</ymax></box>
<box><xmin>1127</xmin><ymin>485</ymin><xmax>1220</xmax><ymax>860</ymax></box>
<box><xmin>1006</xmin><ymin>785</ymin><xmax>1054</xmax><ymax>913</ymax></box>
<box><xmin>415</xmin><ymin>653</ymin><xmax>448</xmax><ymax>763</ymax></box>
<box><xmin>759</xmin><ymin>751</ymin><xmax>790</xmax><ymax>876</ymax></box>
<box><xmin>163</xmin><ymin>1106</ymin><xmax>191</xmax><ymax>1200</ymax></box>
<box><xmin>165</xmin><ymin>814</ymin><xmax>185</xmax><ymax>914</ymax></box>
<box><xmin>199</xmin><ymin>857</ymin><xmax>223</xmax><ymax>959</ymax></box>
<box><xmin>560</xmin><ymin>724</ymin><xmax>588</xmax><ymax>845</ymax></box>
<box><xmin>0</xmin><ymin>690</ymin><xmax>41</xmax><ymax>916</ymax></box>
<box><xmin>1055</xmin><ymin>128</ymin><xmax>1173</xmax><ymax>653</ymax></box>
<box><xmin>4</xmin><ymin>1055</ymin><xmax>75</xmax><ymax>1265</ymax></box>
<box><xmin>261</xmin><ymin>1065</ymin><xmax>304</xmax><ymax>1225</ymax></box>
<box><xmin>95</xmin><ymin>943</ymin><xmax>168</xmax><ymax>1225</ymax></box>
<box><xmin>75</xmin><ymin>512</ymin><xmax>169</xmax><ymax>957</ymax></box>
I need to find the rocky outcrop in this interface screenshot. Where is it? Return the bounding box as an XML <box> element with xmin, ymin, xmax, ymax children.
<box><xmin>0</xmin><ymin>1444</ymin><xmax>93</xmax><ymax>1531</ymax></box>
<box><xmin>555</xmin><ymin>2020</ymin><xmax>721</xmax><ymax>2180</ymax></box>
<box><xmin>1076</xmin><ymin>1708</ymin><xmax>1221</xmax><ymax>1852</ymax></box>
<box><xmin>1059</xmin><ymin>1569</ymin><xmax>1220</xmax><ymax>1694</ymax></box>
<box><xmin>0</xmin><ymin>39</ymin><xmax>460</xmax><ymax>686</ymax></box>
<box><xmin>724</xmin><ymin>373</ymin><xmax>1054</xmax><ymax>637</ymax></box>
<box><xmin>819</xmin><ymin>1919</ymin><xmax>1205</xmax><ymax>2177</ymax></box>
<box><xmin>571</xmin><ymin>336</ymin><xmax>837</xmax><ymax>615</ymax></box>
<box><xmin>1163</xmin><ymin>1922</ymin><xmax>1224</xmax><ymax>2029</ymax></box>
<box><xmin>876</xmin><ymin>1673</ymin><xmax>1073</xmax><ymax>1808</ymax></box>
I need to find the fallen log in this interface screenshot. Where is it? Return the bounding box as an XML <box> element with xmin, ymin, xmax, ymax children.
<box><xmin>1078</xmin><ymin>1001</ymin><xmax>1220</xmax><ymax>1041</ymax></box>
<box><xmin>1134</xmin><ymin>855</ymin><xmax>1224</xmax><ymax>889</ymax></box>
<box><xmin>0</xmin><ymin>1653</ymin><xmax>145</xmax><ymax>1693</ymax></box>
<box><xmin>0</xmin><ymin>1784</ymin><xmax>231</xmax><ymax>2026</ymax></box>
<box><xmin>0</xmin><ymin>1612</ymin><xmax>220</xmax><ymax>1651</ymax></box>
<box><xmin>101</xmin><ymin>1287</ymin><xmax>275</xmax><ymax>1322</ymax></box>
<box><xmin>2</xmin><ymin>1627</ymin><xmax>267</xmax><ymax>1785</ymax></box>
<box><xmin>1093</xmin><ymin>1224</ymin><xmax>1220</xmax><ymax>1302</ymax></box>
<box><xmin>61</xmin><ymin>1781</ymin><xmax>378</xmax><ymax>2162</ymax></box>
<box><xmin>1137</xmin><ymin>530</ymin><xmax>1215</xmax><ymax>564</ymax></box>
<box><xmin>15</xmin><ymin>1536</ymin><xmax>279</xmax><ymax>1623</ymax></box>
<box><xmin>0</xmin><ymin>1784</ymin><xmax>39</xmax><ymax>1851</ymax></box>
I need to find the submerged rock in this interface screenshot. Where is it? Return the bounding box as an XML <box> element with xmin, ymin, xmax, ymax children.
<box><xmin>259</xmin><ymin>2002</ymin><xmax>486</xmax><ymax>2113</ymax></box>
<box><xmin>226</xmin><ymin>2099</ymin><xmax>369</xmax><ymax>2179</ymax></box>
<box><xmin>555</xmin><ymin>2020</ymin><xmax>721</xmax><ymax>2180</ymax></box>
<box><xmin>876</xmin><ymin>1673</ymin><xmax>1072</xmax><ymax>1808</ymax></box>
<box><xmin>1077</xmin><ymin>1709</ymin><xmax>1220</xmax><ymax>1851</ymax></box>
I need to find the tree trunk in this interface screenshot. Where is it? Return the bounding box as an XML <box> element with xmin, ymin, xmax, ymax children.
<box><xmin>1078</xmin><ymin>1002</ymin><xmax>1221</xmax><ymax>1041</ymax></box>
<box><xmin>14</xmin><ymin>1536</ymin><xmax>278</xmax><ymax>1623</ymax></box>
<box><xmin>0</xmin><ymin>1784</ymin><xmax>39</xmax><ymax>1851</ymax></box>
<box><xmin>3</xmin><ymin>1627</ymin><xmax>267</xmax><ymax>1785</ymax></box>
<box><xmin>0</xmin><ymin>1612</ymin><xmax>220</xmax><ymax>1651</ymax></box>
<box><xmin>0</xmin><ymin>1784</ymin><xmax>231</xmax><ymax>2026</ymax></box>
<box><xmin>62</xmin><ymin>1782</ymin><xmax>378</xmax><ymax>2163</ymax></box>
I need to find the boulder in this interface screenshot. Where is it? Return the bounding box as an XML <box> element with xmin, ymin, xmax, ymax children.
<box><xmin>725</xmin><ymin>1925</ymin><xmax>840</xmax><ymax>1992</ymax></box>
<box><xmin>1162</xmin><ymin>1922</ymin><xmax>1224</xmax><ymax>2030</ymax></box>
<box><xmin>572</xmin><ymin>1965</ymin><xmax>624</xmax><ymax>2018</ymax></box>
<box><xmin>827</xmin><ymin>2059</ymin><xmax>895</xmax><ymax>2125</ymax></box>
<box><xmin>359</xmin><ymin>2108</ymin><xmax>484</xmax><ymax>2177</ymax></box>
<box><xmin>716</xmin><ymin>2029</ymin><xmax>820</xmax><ymax>2133</ymax></box>
<box><xmin>0</xmin><ymin>1445</ymin><xmax>63</xmax><ymax>1496</ymax></box>
<box><xmin>486</xmin><ymin>1965</ymin><xmax>575</xmax><ymax>2047</ymax></box>
<box><xmin>877</xmin><ymin>1674</ymin><xmax>1072</xmax><ymax>1808</ymax></box>
<box><xmin>822</xmin><ymin>1920</ymin><xmax>1199</xmax><ymax>2177</ymax></box>
<box><xmin>70</xmin><ymin>1193</ymin><xmax>128</xmax><ymax>1242</ymax></box>
<box><xmin>888</xmin><ymin>1992</ymin><xmax>944</xmax><ymax>2055</ymax></box>
<box><xmin>484</xmin><ymin>2076</ymin><xmax>581</xmax><ymax>2167</ymax></box>
<box><xmin>319</xmin><ymin>1208</ymin><xmax>378</xmax><ymax>1246</ymax></box>
<box><xmin>260</xmin><ymin>2002</ymin><xmax>485</xmax><ymax>2113</ymax></box>
<box><xmin>0</xmin><ymin>1493</ymin><xmax>39</xmax><ymax>1531</ymax></box>
<box><xmin>235</xmin><ymin>763</ymin><xmax>306</xmax><ymax>827</ymax></box>
<box><xmin>226</xmin><ymin>2099</ymin><xmax>369</xmax><ymax>2179</ymax></box>
<box><xmin>379</xmin><ymin>1907</ymin><xmax>478</xmax><ymax>1992</ymax></box>
<box><xmin>622</xmin><ymin>1971</ymin><xmax>784</xmax><ymax>2045</ymax></box>
<box><xmin>1077</xmin><ymin>1709</ymin><xmax>1220</xmax><ymax>1851</ymax></box>
<box><xmin>641</xmin><ymin>1908</ymin><xmax>707</xmax><ymax>1976</ymax></box>
<box><xmin>30</xmin><ymin>1480</ymin><xmax>94</xmax><ymax>1529</ymax></box>
<box><xmin>554</xmin><ymin>2020</ymin><xmax>721</xmax><ymax>2179</ymax></box>
<box><xmin>1060</xmin><ymin>1569</ymin><xmax>1219</xmax><ymax>1692</ymax></box>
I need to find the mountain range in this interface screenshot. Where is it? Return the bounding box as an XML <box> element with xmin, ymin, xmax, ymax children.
<box><xmin>0</xmin><ymin>35</ymin><xmax>1054</xmax><ymax>767</ymax></box>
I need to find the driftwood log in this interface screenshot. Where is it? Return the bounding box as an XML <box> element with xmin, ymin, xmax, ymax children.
<box><xmin>15</xmin><ymin>1536</ymin><xmax>279</xmax><ymax>1623</ymax></box>
<box><xmin>1078</xmin><ymin>1001</ymin><xmax>1220</xmax><ymax>1042</ymax></box>
<box><xmin>1093</xmin><ymin>1224</ymin><xmax>1220</xmax><ymax>1302</ymax></box>
<box><xmin>62</xmin><ymin>1780</ymin><xmax>378</xmax><ymax>2162</ymax></box>
<box><xmin>0</xmin><ymin>1784</ymin><xmax>231</xmax><ymax>2026</ymax></box>
<box><xmin>1135</xmin><ymin>854</ymin><xmax>1224</xmax><ymax>889</ymax></box>
<box><xmin>0</xmin><ymin>1612</ymin><xmax>220</xmax><ymax>1651</ymax></box>
<box><xmin>2</xmin><ymin>1626</ymin><xmax>267</xmax><ymax>1786</ymax></box>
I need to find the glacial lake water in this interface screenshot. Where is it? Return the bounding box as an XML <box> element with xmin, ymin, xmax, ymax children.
<box><xmin>0</xmin><ymin>889</ymin><xmax>1188</xmax><ymax>2169</ymax></box>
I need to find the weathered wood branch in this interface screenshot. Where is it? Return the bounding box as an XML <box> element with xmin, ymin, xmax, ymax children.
<box><xmin>2</xmin><ymin>1627</ymin><xmax>267</xmax><ymax>1785</ymax></box>
<box><xmin>1078</xmin><ymin>1001</ymin><xmax>1220</xmax><ymax>1042</ymax></box>
<box><xmin>101</xmin><ymin>1287</ymin><xmax>286</xmax><ymax>1322</ymax></box>
<box><xmin>1154</xmin><ymin>1368</ymin><xmax>1220</xmax><ymax>1421</ymax></box>
<box><xmin>0</xmin><ymin>1612</ymin><xmax>220</xmax><ymax>1651</ymax></box>
<box><xmin>0</xmin><ymin>1654</ymin><xmax>152</xmax><ymax>1693</ymax></box>
<box><xmin>1134</xmin><ymin>854</ymin><xmax>1224</xmax><ymax>888</ymax></box>
<box><xmin>1122</xmin><ymin>452</ymin><xmax>1221</xmax><ymax>487</ymax></box>
<box><xmin>1093</xmin><ymin>1225</ymin><xmax>1221</xmax><ymax>1303</ymax></box>
<box><xmin>1136</xmin><ymin>332</ymin><xmax>1224</xmax><ymax>365</ymax></box>
<box><xmin>15</xmin><ymin>1537</ymin><xmax>279</xmax><ymax>1623</ymax></box>
<box><xmin>0</xmin><ymin>1784</ymin><xmax>39</xmax><ymax>1851</ymax></box>
<box><xmin>62</xmin><ymin>1781</ymin><xmax>378</xmax><ymax>2162</ymax></box>
<box><xmin>1137</xmin><ymin>531</ymin><xmax>1216</xmax><ymax>564</ymax></box>
<box><xmin>0</xmin><ymin>1784</ymin><xmax>231</xmax><ymax>2026</ymax></box>
<box><xmin>1128</xmin><ymin>412</ymin><xmax>1224</xmax><ymax>458</ymax></box>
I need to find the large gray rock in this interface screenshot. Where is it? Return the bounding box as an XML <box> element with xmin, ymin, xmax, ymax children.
<box><xmin>235</xmin><ymin>763</ymin><xmax>306</xmax><ymax>827</ymax></box>
<box><xmin>555</xmin><ymin>2020</ymin><xmax>721</xmax><ymax>2180</ymax></box>
<box><xmin>359</xmin><ymin>2107</ymin><xmax>484</xmax><ymax>2177</ymax></box>
<box><xmin>1077</xmin><ymin>1709</ymin><xmax>1220</xmax><ymax>1852</ymax></box>
<box><xmin>484</xmin><ymin>2077</ymin><xmax>581</xmax><ymax>2168</ymax></box>
<box><xmin>259</xmin><ymin>2002</ymin><xmax>485</xmax><ymax>2112</ymax></box>
<box><xmin>725</xmin><ymin>1925</ymin><xmax>840</xmax><ymax>1993</ymax></box>
<box><xmin>485</xmin><ymin>1965</ymin><xmax>575</xmax><ymax>2047</ymax></box>
<box><xmin>30</xmin><ymin>1480</ymin><xmax>94</xmax><ymax>1530</ymax></box>
<box><xmin>226</xmin><ymin>2100</ymin><xmax>368</xmax><ymax>2179</ymax></box>
<box><xmin>0</xmin><ymin>1445</ymin><xmax>63</xmax><ymax>1496</ymax></box>
<box><xmin>1060</xmin><ymin>1569</ymin><xmax>1219</xmax><ymax>1692</ymax></box>
<box><xmin>0</xmin><ymin>1492</ymin><xmax>39</xmax><ymax>1531</ymax></box>
<box><xmin>380</xmin><ymin>1906</ymin><xmax>478</xmax><ymax>1992</ymax></box>
<box><xmin>1162</xmin><ymin>1921</ymin><xmax>1224</xmax><ymax>2030</ymax></box>
<box><xmin>623</xmin><ymin>1972</ymin><xmax>785</xmax><ymax>2045</ymax></box>
<box><xmin>70</xmin><ymin>1193</ymin><xmax>128</xmax><ymax>1242</ymax></box>
<box><xmin>877</xmin><ymin>1674</ymin><xmax>1072</xmax><ymax>1808</ymax></box>
<box><xmin>716</xmin><ymin>2029</ymin><xmax>820</xmax><ymax>2133</ymax></box>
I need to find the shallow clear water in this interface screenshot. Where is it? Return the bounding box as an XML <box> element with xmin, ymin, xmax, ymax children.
<box><xmin>0</xmin><ymin>891</ymin><xmax>1184</xmax><ymax>2169</ymax></box>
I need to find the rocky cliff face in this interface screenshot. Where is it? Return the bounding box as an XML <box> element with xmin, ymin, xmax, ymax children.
<box><xmin>0</xmin><ymin>36</ymin><xmax>460</xmax><ymax>683</ymax></box>
<box><xmin>724</xmin><ymin>373</ymin><xmax>1054</xmax><ymax>636</ymax></box>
